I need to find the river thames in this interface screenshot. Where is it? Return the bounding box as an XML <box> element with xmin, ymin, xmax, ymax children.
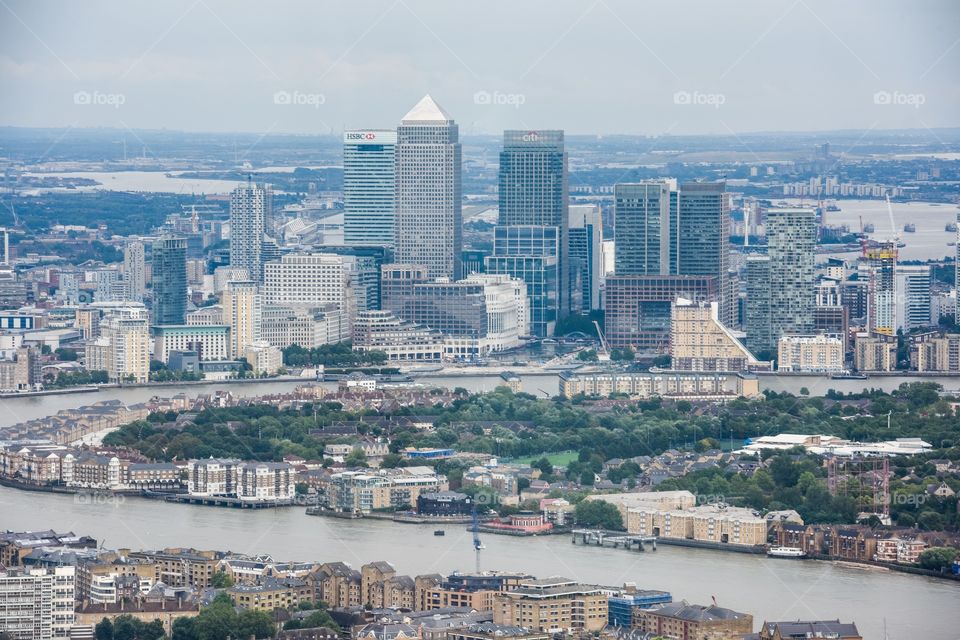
<box><xmin>1</xmin><ymin>485</ymin><xmax>957</xmax><ymax>640</ymax></box>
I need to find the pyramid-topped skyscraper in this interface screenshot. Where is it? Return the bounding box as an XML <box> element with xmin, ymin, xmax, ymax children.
<box><xmin>394</xmin><ymin>95</ymin><xmax>462</xmax><ymax>280</ymax></box>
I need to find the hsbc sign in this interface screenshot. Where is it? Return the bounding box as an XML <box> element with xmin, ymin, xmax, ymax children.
<box><xmin>344</xmin><ymin>130</ymin><xmax>397</xmax><ymax>144</ymax></box>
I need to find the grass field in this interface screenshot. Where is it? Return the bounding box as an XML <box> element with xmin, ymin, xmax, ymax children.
<box><xmin>511</xmin><ymin>450</ymin><xmax>579</xmax><ymax>467</ymax></box>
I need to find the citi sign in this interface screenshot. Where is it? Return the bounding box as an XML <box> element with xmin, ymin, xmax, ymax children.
<box><xmin>521</xmin><ymin>131</ymin><xmax>541</xmax><ymax>142</ymax></box>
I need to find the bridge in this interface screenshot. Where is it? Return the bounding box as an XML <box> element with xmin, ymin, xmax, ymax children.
<box><xmin>571</xmin><ymin>529</ymin><xmax>657</xmax><ymax>551</ymax></box>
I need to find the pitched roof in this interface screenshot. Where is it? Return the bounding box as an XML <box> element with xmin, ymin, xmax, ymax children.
<box><xmin>401</xmin><ymin>95</ymin><xmax>452</xmax><ymax>123</ymax></box>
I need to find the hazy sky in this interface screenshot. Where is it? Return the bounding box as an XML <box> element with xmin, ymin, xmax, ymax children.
<box><xmin>1</xmin><ymin>0</ymin><xmax>958</xmax><ymax>135</ymax></box>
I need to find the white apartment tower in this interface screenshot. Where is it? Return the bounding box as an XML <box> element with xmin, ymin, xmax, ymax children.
<box><xmin>230</xmin><ymin>181</ymin><xmax>272</xmax><ymax>284</ymax></box>
<box><xmin>394</xmin><ymin>95</ymin><xmax>462</xmax><ymax>280</ymax></box>
<box><xmin>0</xmin><ymin>566</ymin><xmax>76</xmax><ymax>640</ymax></box>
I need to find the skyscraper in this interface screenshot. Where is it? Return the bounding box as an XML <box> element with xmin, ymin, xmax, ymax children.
<box><xmin>675</xmin><ymin>182</ymin><xmax>732</xmax><ymax>325</ymax></box>
<box><xmin>568</xmin><ymin>204</ymin><xmax>603</xmax><ymax>312</ymax></box>
<box><xmin>222</xmin><ymin>280</ymin><xmax>260</xmax><ymax>359</ymax></box>
<box><xmin>230</xmin><ymin>181</ymin><xmax>272</xmax><ymax>284</ymax></box>
<box><xmin>766</xmin><ymin>208</ymin><xmax>816</xmax><ymax>339</ymax></box>
<box><xmin>895</xmin><ymin>265</ymin><xmax>932</xmax><ymax>332</ymax></box>
<box><xmin>343</xmin><ymin>129</ymin><xmax>397</xmax><ymax>247</ymax></box>
<box><xmin>394</xmin><ymin>95</ymin><xmax>461</xmax><ymax>280</ymax></box>
<box><xmin>151</xmin><ymin>235</ymin><xmax>187</xmax><ymax>325</ymax></box>
<box><xmin>744</xmin><ymin>255</ymin><xmax>773</xmax><ymax>355</ymax></box>
<box><xmin>499</xmin><ymin>130</ymin><xmax>569</xmax><ymax>312</ymax></box>
<box><xmin>614</xmin><ymin>181</ymin><xmax>672</xmax><ymax>276</ymax></box>
<box><xmin>485</xmin><ymin>225</ymin><xmax>560</xmax><ymax>337</ymax></box>
<box><xmin>123</xmin><ymin>240</ymin><xmax>146</xmax><ymax>301</ymax></box>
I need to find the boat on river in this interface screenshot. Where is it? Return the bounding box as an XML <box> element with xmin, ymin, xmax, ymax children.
<box><xmin>768</xmin><ymin>546</ymin><xmax>806</xmax><ymax>559</ymax></box>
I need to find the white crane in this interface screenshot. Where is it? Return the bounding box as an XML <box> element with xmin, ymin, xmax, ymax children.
<box><xmin>592</xmin><ymin>320</ymin><xmax>611</xmax><ymax>362</ymax></box>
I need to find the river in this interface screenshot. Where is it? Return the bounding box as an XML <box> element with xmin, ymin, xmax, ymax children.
<box><xmin>5</xmin><ymin>373</ymin><xmax>960</xmax><ymax>429</ymax></box>
<box><xmin>0</xmin><ymin>485</ymin><xmax>956</xmax><ymax>639</ymax></box>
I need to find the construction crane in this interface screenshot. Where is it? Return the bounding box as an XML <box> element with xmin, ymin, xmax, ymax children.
<box><xmin>471</xmin><ymin>505</ymin><xmax>485</xmax><ymax>573</ymax></box>
<box><xmin>592</xmin><ymin>320</ymin><xmax>611</xmax><ymax>362</ymax></box>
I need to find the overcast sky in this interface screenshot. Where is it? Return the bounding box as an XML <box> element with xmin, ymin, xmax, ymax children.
<box><xmin>1</xmin><ymin>0</ymin><xmax>957</xmax><ymax>136</ymax></box>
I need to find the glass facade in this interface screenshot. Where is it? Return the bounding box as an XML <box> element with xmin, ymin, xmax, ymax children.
<box><xmin>343</xmin><ymin>130</ymin><xmax>396</xmax><ymax>248</ymax></box>
<box><xmin>151</xmin><ymin>236</ymin><xmax>187</xmax><ymax>325</ymax></box>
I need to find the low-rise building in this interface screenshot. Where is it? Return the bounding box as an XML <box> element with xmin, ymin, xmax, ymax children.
<box><xmin>746</xmin><ymin>619</ymin><xmax>862</xmax><ymax>640</ymax></box>
<box><xmin>229</xmin><ymin>576</ymin><xmax>314</xmax><ymax>611</ymax></box>
<box><xmin>634</xmin><ymin>601</ymin><xmax>752</xmax><ymax>640</ymax></box>
<box><xmin>558</xmin><ymin>371</ymin><xmax>760</xmax><ymax>401</ymax></box>
<box><xmin>493</xmin><ymin>577</ymin><xmax>608</xmax><ymax>633</ymax></box>
<box><xmin>152</xmin><ymin>325</ymin><xmax>230</xmax><ymax>363</ymax></box>
<box><xmin>854</xmin><ymin>332</ymin><xmax>897</xmax><ymax>372</ymax></box>
<box><xmin>777</xmin><ymin>335</ymin><xmax>845</xmax><ymax>373</ymax></box>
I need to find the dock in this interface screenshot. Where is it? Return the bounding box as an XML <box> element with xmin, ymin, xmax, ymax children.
<box><xmin>571</xmin><ymin>529</ymin><xmax>657</xmax><ymax>551</ymax></box>
<box><xmin>166</xmin><ymin>494</ymin><xmax>295</xmax><ymax>508</ymax></box>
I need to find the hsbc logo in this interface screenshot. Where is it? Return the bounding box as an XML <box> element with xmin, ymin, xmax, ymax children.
<box><xmin>346</xmin><ymin>132</ymin><xmax>378</xmax><ymax>141</ymax></box>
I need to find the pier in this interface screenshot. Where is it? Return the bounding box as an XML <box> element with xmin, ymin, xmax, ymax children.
<box><xmin>165</xmin><ymin>494</ymin><xmax>295</xmax><ymax>508</ymax></box>
<box><xmin>571</xmin><ymin>529</ymin><xmax>657</xmax><ymax>551</ymax></box>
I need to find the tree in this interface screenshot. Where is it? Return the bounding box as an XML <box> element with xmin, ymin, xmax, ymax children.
<box><xmin>236</xmin><ymin>610</ymin><xmax>275</xmax><ymax>639</ymax></box>
<box><xmin>345</xmin><ymin>448</ymin><xmax>369</xmax><ymax>468</ymax></box>
<box><xmin>574</xmin><ymin>499</ymin><xmax>624</xmax><ymax>530</ymax></box>
<box><xmin>211</xmin><ymin>570</ymin><xmax>234</xmax><ymax>588</ymax></box>
<box><xmin>95</xmin><ymin>619</ymin><xmax>114</xmax><ymax>640</ymax></box>
<box><xmin>577</xmin><ymin>349</ymin><xmax>598</xmax><ymax>362</ymax></box>
<box><xmin>918</xmin><ymin>547</ymin><xmax>958</xmax><ymax>571</ymax></box>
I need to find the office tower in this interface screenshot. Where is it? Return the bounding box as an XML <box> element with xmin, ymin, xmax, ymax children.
<box><xmin>956</xmin><ymin>212</ymin><xmax>960</xmax><ymax>320</ymax></box>
<box><xmin>230</xmin><ymin>181</ymin><xmax>272</xmax><ymax>284</ymax></box>
<box><xmin>0</xmin><ymin>566</ymin><xmax>75</xmax><ymax>640</ymax></box>
<box><xmin>263</xmin><ymin>253</ymin><xmax>354</xmax><ymax>311</ymax></box>
<box><xmin>461</xmin><ymin>249</ymin><xmax>488</xmax><ymax>276</ymax></box>
<box><xmin>222</xmin><ymin>280</ymin><xmax>260</xmax><ymax>359</ymax></box>
<box><xmin>499</xmin><ymin>130</ymin><xmax>569</xmax><ymax>313</ymax></box>
<box><xmin>123</xmin><ymin>240</ymin><xmax>146</xmax><ymax>300</ymax></box>
<box><xmin>485</xmin><ymin>226</ymin><xmax>560</xmax><ymax>338</ymax></box>
<box><xmin>381</xmin><ymin>264</ymin><xmax>430</xmax><ymax>317</ymax></box>
<box><xmin>394</xmin><ymin>95</ymin><xmax>461</xmax><ymax>279</ymax></box>
<box><xmin>860</xmin><ymin>241</ymin><xmax>898</xmax><ymax>336</ymax></box>
<box><xmin>766</xmin><ymin>208</ymin><xmax>816</xmax><ymax>338</ymax></box>
<box><xmin>151</xmin><ymin>235</ymin><xmax>187</xmax><ymax>325</ymax></box>
<box><xmin>569</xmin><ymin>204</ymin><xmax>603</xmax><ymax>312</ymax></box>
<box><xmin>614</xmin><ymin>181</ymin><xmax>672</xmax><ymax>276</ymax></box>
<box><xmin>895</xmin><ymin>265</ymin><xmax>931</xmax><ymax>331</ymax></box>
<box><xmin>744</xmin><ymin>256</ymin><xmax>773</xmax><ymax>355</ymax></box>
<box><xmin>344</xmin><ymin>129</ymin><xmax>396</xmax><ymax>247</ymax></box>
<box><xmin>604</xmin><ymin>275</ymin><xmax>717</xmax><ymax>352</ymax></box>
<box><xmin>675</xmin><ymin>182</ymin><xmax>732</xmax><ymax>325</ymax></box>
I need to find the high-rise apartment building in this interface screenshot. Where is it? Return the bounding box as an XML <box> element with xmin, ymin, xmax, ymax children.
<box><xmin>766</xmin><ymin>208</ymin><xmax>816</xmax><ymax>339</ymax></box>
<box><xmin>568</xmin><ymin>204</ymin><xmax>603</xmax><ymax>312</ymax></box>
<box><xmin>230</xmin><ymin>182</ymin><xmax>272</xmax><ymax>284</ymax></box>
<box><xmin>0</xmin><ymin>566</ymin><xmax>76</xmax><ymax>640</ymax></box>
<box><xmin>222</xmin><ymin>280</ymin><xmax>260</xmax><ymax>359</ymax></box>
<box><xmin>151</xmin><ymin>235</ymin><xmax>187</xmax><ymax>325</ymax></box>
<box><xmin>499</xmin><ymin>130</ymin><xmax>568</xmax><ymax>314</ymax></box>
<box><xmin>860</xmin><ymin>242</ymin><xmax>898</xmax><ymax>336</ymax></box>
<box><xmin>88</xmin><ymin>306</ymin><xmax>150</xmax><ymax>384</ymax></box>
<box><xmin>394</xmin><ymin>95</ymin><xmax>461</xmax><ymax>280</ymax></box>
<box><xmin>123</xmin><ymin>240</ymin><xmax>146</xmax><ymax>301</ymax></box>
<box><xmin>895</xmin><ymin>265</ymin><xmax>932</xmax><ymax>332</ymax></box>
<box><xmin>744</xmin><ymin>256</ymin><xmax>773</xmax><ymax>355</ymax></box>
<box><xmin>343</xmin><ymin>129</ymin><xmax>397</xmax><ymax>247</ymax></box>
